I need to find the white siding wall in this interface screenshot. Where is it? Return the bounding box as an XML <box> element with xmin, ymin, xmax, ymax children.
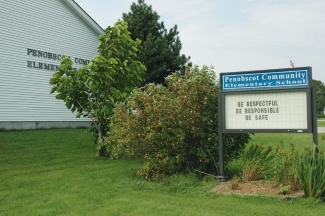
<box><xmin>0</xmin><ymin>0</ymin><xmax>101</xmax><ymax>122</ymax></box>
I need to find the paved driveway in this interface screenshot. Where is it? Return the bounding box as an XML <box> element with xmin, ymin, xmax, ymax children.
<box><xmin>318</xmin><ymin>127</ymin><xmax>325</xmax><ymax>133</ymax></box>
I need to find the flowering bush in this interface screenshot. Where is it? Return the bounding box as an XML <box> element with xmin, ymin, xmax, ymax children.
<box><xmin>272</xmin><ymin>143</ymin><xmax>301</xmax><ymax>191</ymax></box>
<box><xmin>104</xmin><ymin>66</ymin><xmax>250</xmax><ymax>180</ymax></box>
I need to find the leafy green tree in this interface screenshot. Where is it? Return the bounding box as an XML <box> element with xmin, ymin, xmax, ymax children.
<box><xmin>49</xmin><ymin>21</ymin><xmax>146</xmax><ymax>155</ymax></box>
<box><xmin>123</xmin><ymin>0</ymin><xmax>190</xmax><ymax>85</ymax></box>
<box><xmin>312</xmin><ymin>79</ymin><xmax>325</xmax><ymax>113</ymax></box>
<box><xmin>105</xmin><ymin>66</ymin><xmax>250</xmax><ymax>180</ymax></box>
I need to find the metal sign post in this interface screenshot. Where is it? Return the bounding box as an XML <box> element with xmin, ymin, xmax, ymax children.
<box><xmin>312</xmin><ymin>87</ymin><xmax>318</xmax><ymax>149</ymax></box>
<box><xmin>218</xmin><ymin>92</ymin><xmax>224</xmax><ymax>181</ymax></box>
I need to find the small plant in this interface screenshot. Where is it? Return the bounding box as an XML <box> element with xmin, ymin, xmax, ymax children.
<box><xmin>230</xmin><ymin>182</ymin><xmax>239</xmax><ymax>190</ymax></box>
<box><xmin>279</xmin><ymin>184</ymin><xmax>291</xmax><ymax>195</ymax></box>
<box><xmin>296</xmin><ymin>147</ymin><xmax>325</xmax><ymax>200</ymax></box>
<box><xmin>230</xmin><ymin>176</ymin><xmax>241</xmax><ymax>190</ymax></box>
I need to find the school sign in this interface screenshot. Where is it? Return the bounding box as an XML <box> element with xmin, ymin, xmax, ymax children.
<box><xmin>217</xmin><ymin>67</ymin><xmax>317</xmax><ymax>179</ymax></box>
<box><xmin>219</xmin><ymin>67</ymin><xmax>314</xmax><ymax>133</ymax></box>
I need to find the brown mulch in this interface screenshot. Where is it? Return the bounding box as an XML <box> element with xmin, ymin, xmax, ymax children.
<box><xmin>210</xmin><ymin>180</ymin><xmax>305</xmax><ymax>199</ymax></box>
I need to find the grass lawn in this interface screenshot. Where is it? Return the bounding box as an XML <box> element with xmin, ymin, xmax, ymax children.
<box><xmin>247</xmin><ymin>133</ymin><xmax>325</xmax><ymax>151</ymax></box>
<box><xmin>318</xmin><ymin>120</ymin><xmax>325</xmax><ymax>127</ymax></box>
<box><xmin>1</xmin><ymin>129</ymin><xmax>325</xmax><ymax>215</ymax></box>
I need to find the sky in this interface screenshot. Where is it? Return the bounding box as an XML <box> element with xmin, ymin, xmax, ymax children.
<box><xmin>75</xmin><ymin>0</ymin><xmax>325</xmax><ymax>82</ymax></box>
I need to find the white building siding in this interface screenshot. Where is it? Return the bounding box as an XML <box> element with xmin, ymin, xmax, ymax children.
<box><xmin>0</xmin><ymin>0</ymin><xmax>103</xmax><ymax>124</ymax></box>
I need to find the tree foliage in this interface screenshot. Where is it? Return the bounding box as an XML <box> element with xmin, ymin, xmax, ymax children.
<box><xmin>312</xmin><ymin>79</ymin><xmax>325</xmax><ymax>113</ymax></box>
<box><xmin>123</xmin><ymin>0</ymin><xmax>190</xmax><ymax>85</ymax></box>
<box><xmin>49</xmin><ymin>21</ymin><xmax>146</xmax><ymax>155</ymax></box>
<box><xmin>104</xmin><ymin>66</ymin><xmax>250</xmax><ymax>180</ymax></box>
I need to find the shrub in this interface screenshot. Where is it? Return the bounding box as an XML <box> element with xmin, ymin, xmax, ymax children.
<box><xmin>317</xmin><ymin>114</ymin><xmax>325</xmax><ymax>118</ymax></box>
<box><xmin>272</xmin><ymin>143</ymin><xmax>301</xmax><ymax>191</ymax></box>
<box><xmin>104</xmin><ymin>66</ymin><xmax>250</xmax><ymax>180</ymax></box>
<box><xmin>240</xmin><ymin>144</ymin><xmax>274</xmax><ymax>181</ymax></box>
<box><xmin>296</xmin><ymin>147</ymin><xmax>325</xmax><ymax>200</ymax></box>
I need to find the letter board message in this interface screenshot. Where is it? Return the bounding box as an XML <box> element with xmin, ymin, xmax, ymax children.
<box><xmin>224</xmin><ymin>91</ymin><xmax>308</xmax><ymax>130</ymax></box>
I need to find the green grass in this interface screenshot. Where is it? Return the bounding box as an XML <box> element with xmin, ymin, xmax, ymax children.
<box><xmin>247</xmin><ymin>133</ymin><xmax>325</xmax><ymax>151</ymax></box>
<box><xmin>1</xmin><ymin>129</ymin><xmax>325</xmax><ymax>215</ymax></box>
<box><xmin>318</xmin><ymin>120</ymin><xmax>325</xmax><ymax>127</ymax></box>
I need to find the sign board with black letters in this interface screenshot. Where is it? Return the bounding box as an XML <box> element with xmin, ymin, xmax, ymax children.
<box><xmin>217</xmin><ymin>67</ymin><xmax>317</xmax><ymax>180</ymax></box>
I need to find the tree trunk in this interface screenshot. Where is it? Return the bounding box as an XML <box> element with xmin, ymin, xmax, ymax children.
<box><xmin>96</xmin><ymin>123</ymin><xmax>102</xmax><ymax>156</ymax></box>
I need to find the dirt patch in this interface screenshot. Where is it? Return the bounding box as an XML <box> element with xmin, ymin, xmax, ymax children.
<box><xmin>210</xmin><ymin>180</ymin><xmax>304</xmax><ymax>199</ymax></box>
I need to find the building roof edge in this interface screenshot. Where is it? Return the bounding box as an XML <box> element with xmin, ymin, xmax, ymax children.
<box><xmin>61</xmin><ymin>0</ymin><xmax>104</xmax><ymax>35</ymax></box>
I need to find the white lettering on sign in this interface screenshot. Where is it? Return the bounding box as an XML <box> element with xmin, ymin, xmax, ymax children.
<box><xmin>221</xmin><ymin>70</ymin><xmax>309</xmax><ymax>90</ymax></box>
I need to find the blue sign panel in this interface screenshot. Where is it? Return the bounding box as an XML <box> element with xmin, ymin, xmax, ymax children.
<box><xmin>221</xmin><ymin>68</ymin><xmax>311</xmax><ymax>91</ymax></box>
